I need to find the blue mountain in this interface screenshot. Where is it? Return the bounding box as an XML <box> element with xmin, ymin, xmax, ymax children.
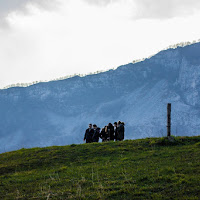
<box><xmin>1</xmin><ymin>42</ymin><xmax>200</xmax><ymax>153</ymax></box>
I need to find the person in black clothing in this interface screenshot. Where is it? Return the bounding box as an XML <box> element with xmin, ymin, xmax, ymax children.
<box><xmin>100</xmin><ymin>126</ymin><xmax>107</xmax><ymax>142</ymax></box>
<box><xmin>84</xmin><ymin>124</ymin><xmax>94</xmax><ymax>143</ymax></box>
<box><xmin>113</xmin><ymin>122</ymin><xmax>118</xmax><ymax>141</ymax></box>
<box><xmin>106</xmin><ymin>123</ymin><xmax>115</xmax><ymax>141</ymax></box>
<box><xmin>117</xmin><ymin>121</ymin><xmax>125</xmax><ymax>141</ymax></box>
<box><xmin>104</xmin><ymin>126</ymin><xmax>110</xmax><ymax>141</ymax></box>
<box><xmin>92</xmin><ymin>124</ymin><xmax>100</xmax><ymax>142</ymax></box>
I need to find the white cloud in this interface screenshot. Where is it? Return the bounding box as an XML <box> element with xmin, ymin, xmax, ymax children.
<box><xmin>133</xmin><ymin>0</ymin><xmax>200</xmax><ymax>19</ymax></box>
<box><xmin>84</xmin><ymin>0</ymin><xmax>120</xmax><ymax>7</ymax></box>
<box><xmin>0</xmin><ymin>0</ymin><xmax>200</xmax><ymax>88</ymax></box>
<box><xmin>0</xmin><ymin>0</ymin><xmax>60</xmax><ymax>27</ymax></box>
<box><xmin>84</xmin><ymin>0</ymin><xmax>200</xmax><ymax>19</ymax></box>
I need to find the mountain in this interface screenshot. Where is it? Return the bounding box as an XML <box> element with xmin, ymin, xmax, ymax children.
<box><xmin>1</xmin><ymin>42</ymin><xmax>200</xmax><ymax>153</ymax></box>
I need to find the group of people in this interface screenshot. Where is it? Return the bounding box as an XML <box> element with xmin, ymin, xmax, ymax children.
<box><xmin>84</xmin><ymin>121</ymin><xmax>125</xmax><ymax>143</ymax></box>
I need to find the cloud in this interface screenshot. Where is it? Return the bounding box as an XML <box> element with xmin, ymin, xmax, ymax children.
<box><xmin>84</xmin><ymin>0</ymin><xmax>120</xmax><ymax>7</ymax></box>
<box><xmin>0</xmin><ymin>0</ymin><xmax>59</xmax><ymax>27</ymax></box>
<box><xmin>84</xmin><ymin>0</ymin><xmax>200</xmax><ymax>19</ymax></box>
<box><xmin>0</xmin><ymin>0</ymin><xmax>200</xmax><ymax>88</ymax></box>
<box><xmin>133</xmin><ymin>0</ymin><xmax>200</xmax><ymax>19</ymax></box>
<box><xmin>1</xmin><ymin>0</ymin><xmax>200</xmax><ymax>27</ymax></box>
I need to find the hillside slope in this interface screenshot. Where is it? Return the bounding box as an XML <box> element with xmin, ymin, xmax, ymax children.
<box><xmin>0</xmin><ymin>136</ymin><xmax>200</xmax><ymax>199</ymax></box>
<box><xmin>1</xmin><ymin>43</ymin><xmax>200</xmax><ymax>152</ymax></box>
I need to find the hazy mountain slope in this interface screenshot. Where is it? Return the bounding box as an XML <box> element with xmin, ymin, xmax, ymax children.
<box><xmin>0</xmin><ymin>43</ymin><xmax>200</xmax><ymax>153</ymax></box>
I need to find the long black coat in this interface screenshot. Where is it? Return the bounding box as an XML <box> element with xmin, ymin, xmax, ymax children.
<box><xmin>84</xmin><ymin>128</ymin><xmax>94</xmax><ymax>143</ymax></box>
<box><xmin>92</xmin><ymin>128</ymin><xmax>100</xmax><ymax>142</ymax></box>
<box><xmin>117</xmin><ymin>124</ymin><xmax>124</xmax><ymax>141</ymax></box>
<box><xmin>107</xmin><ymin>124</ymin><xmax>114</xmax><ymax>141</ymax></box>
<box><xmin>100</xmin><ymin>127</ymin><xmax>108</xmax><ymax>142</ymax></box>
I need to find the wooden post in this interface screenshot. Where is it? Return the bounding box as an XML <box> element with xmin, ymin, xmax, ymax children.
<box><xmin>167</xmin><ymin>103</ymin><xmax>171</xmax><ymax>137</ymax></box>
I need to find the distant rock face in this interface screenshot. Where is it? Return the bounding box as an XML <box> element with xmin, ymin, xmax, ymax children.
<box><xmin>0</xmin><ymin>43</ymin><xmax>200</xmax><ymax>153</ymax></box>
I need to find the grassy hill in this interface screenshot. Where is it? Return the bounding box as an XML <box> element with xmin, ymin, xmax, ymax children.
<box><xmin>0</xmin><ymin>136</ymin><xmax>200</xmax><ymax>199</ymax></box>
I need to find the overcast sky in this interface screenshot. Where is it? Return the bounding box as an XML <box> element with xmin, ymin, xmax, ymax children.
<box><xmin>0</xmin><ymin>0</ymin><xmax>200</xmax><ymax>88</ymax></box>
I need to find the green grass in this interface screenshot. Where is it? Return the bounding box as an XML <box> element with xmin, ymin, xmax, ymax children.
<box><xmin>0</xmin><ymin>136</ymin><xmax>200</xmax><ymax>199</ymax></box>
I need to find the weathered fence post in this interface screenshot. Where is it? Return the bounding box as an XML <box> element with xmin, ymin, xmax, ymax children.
<box><xmin>167</xmin><ymin>103</ymin><xmax>171</xmax><ymax>137</ymax></box>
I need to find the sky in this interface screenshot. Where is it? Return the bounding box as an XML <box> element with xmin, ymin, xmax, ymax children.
<box><xmin>0</xmin><ymin>0</ymin><xmax>200</xmax><ymax>88</ymax></box>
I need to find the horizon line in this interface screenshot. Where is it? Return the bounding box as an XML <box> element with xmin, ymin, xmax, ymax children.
<box><xmin>1</xmin><ymin>39</ymin><xmax>200</xmax><ymax>90</ymax></box>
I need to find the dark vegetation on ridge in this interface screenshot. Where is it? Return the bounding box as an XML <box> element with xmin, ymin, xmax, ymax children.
<box><xmin>0</xmin><ymin>136</ymin><xmax>200</xmax><ymax>199</ymax></box>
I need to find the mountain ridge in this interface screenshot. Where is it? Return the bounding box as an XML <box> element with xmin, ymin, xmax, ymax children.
<box><xmin>1</xmin><ymin>42</ymin><xmax>200</xmax><ymax>153</ymax></box>
<box><xmin>1</xmin><ymin>40</ymin><xmax>198</xmax><ymax>90</ymax></box>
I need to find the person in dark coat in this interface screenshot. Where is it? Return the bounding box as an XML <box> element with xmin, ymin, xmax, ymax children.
<box><xmin>113</xmin><ymin>122</ymin><xmax>118</xmax><ymax>141</ymax></box>
<box><xmin>106</xmin><ymin>123</ymin><xmax>115</xmax><ymax>141</ymax></box>
<box><xmin>104</xmin><ymin>126</ymin><xmax>109</xmax><ymax>141</ymax></box>
<box><xmin>100</xmin><ymin>126</ymin><xmax>107</xmax><ymax>142</ymax></box>
<box><xmin>117</xmin><ymin>121</ymin><xmax>125</xmax><ymax>141</ymax></box>
<box><xmin>92</xmin><ymin>124</ymin><xmax>100</xmax><ymax>142</ymax></box>
<box><xmin>84</xmin><ymin>124</ymin><xmax>94</xmax><ymax>143</ymax></box>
